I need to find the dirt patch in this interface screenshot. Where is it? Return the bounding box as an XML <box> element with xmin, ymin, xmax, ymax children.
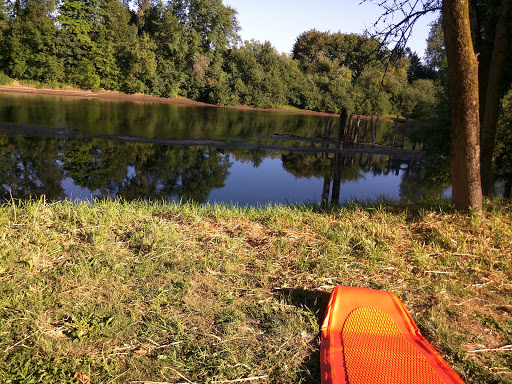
<box><xmin>0</xmin><ymin>84</ymin><xmax>339</xmax><ymax>117</ymax></box>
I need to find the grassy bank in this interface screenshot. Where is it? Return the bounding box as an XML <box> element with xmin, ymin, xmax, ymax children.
<box><xmin>0</xmin><ymin>199</ymin><xmax>511</xmax><ymax>383</ymax></box>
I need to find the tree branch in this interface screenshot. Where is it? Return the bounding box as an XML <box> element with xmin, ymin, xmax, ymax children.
<box><xmin>360</xmin><ymin>0</ymin><xmax>441</xmax><ymax>56</ymax></box>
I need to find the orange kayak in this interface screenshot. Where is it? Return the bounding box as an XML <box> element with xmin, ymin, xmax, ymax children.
<box><xmin>320</xmin><ymin>286</ymin><xmax>466</xmax><ymax>384</ymax></box>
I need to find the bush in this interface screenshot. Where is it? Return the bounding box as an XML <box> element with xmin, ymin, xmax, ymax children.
<box><xmin>0</xmin><ymin>71</ymin><xmax>13</xmax><ymax>85</ymax></box>
<box><xmin>71</xmin><ymin>60</ymin><xmax>100</xmax><ymax>91</ymax></box>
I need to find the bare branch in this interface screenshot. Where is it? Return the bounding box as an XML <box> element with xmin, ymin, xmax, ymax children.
<box><xmin>360</xmin><ymin>0</ymin><xmax>441</xmax><ymax>57</ymax></box>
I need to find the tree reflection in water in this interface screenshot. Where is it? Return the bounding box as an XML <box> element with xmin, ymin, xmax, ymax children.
<box><xmin>0</xmin><ymin>135</ymin><xmax>451</xmax><ymax>205</ymax></box>
<box><xmin>1</xmin><ymin>137</ymin><xmax>231</xmax><ymax>203</ymax></box>
<box><xmin>0</xmin><ymin>93</ymin><xmax>451</xmax><ymax>205</ymax></box>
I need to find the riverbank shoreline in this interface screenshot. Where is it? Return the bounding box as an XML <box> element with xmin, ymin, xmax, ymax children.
<box><xmin>0</xmin><ymin>83</ymin><xmax>339</xmax><ymax>117</ymax></box>
<box><xmin>0</xmin><ymin>199</ymin><xmax>510</xmax><ymax>383</ymax></box>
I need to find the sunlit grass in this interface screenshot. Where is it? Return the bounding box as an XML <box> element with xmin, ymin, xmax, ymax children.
<box><xmin>277</xmin><ymin>105</ymin><xmax>302</xmax><ymax>111</ymax></box>
<box><xmin>0</xmin><ymin>198</ymin><xmax>511</xmax><ymax>383</ymax></box>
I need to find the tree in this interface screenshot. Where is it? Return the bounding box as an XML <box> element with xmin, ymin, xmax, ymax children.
<box><xmin>0</xmin><ymin>136</ymin><xmax>65</xmax><ymax>200</ymax></box>
<box><xmin>94</xmin><ymin>0</ymin><xmax>135</xmax><ymax>90</ymax></box>
<box><xmin>292</xmin><ymin>30</ymin><xmax>387</xmax><ymax>79</ymax></box>
<box><xmin>5</xmin><ymin>0</ymin><xmax>63</xmax><ymax>82</ymax></box>
<box><xmin>424</xmin><ymin>3</ymin><xmax>512</xmax><ymax>197</ymax></box>
<box><xmin>363</xmin><ymin>0</ymin><xmax>503</xmax><ymax>210</ymax></box>
<box><xmin>0</xmin><ymin>1</ymin><xmax>9</xmax><ymax>69</ymax></box>
<box><xmin>443</xmin><ymin>0</ymin><xmax>482</xmax><ymax>209</ymax></box>
<box><xmin>151</xmin><ymin>1</ymin><xmax>189</xmax><ymax>97</ymax></box>
<box><xmin>424</xmin><ymin>17</ymin><xmax>447</xmax><ymax>77</ymax></box>
<box><xmin>477</xmin><ymin>0</ymin><xmax>512</xmax><ymax>196</ymax></box>
<box><xmin>495</xmin><ymin>88</ymin><xmax>512</xmax><ymax>197</ymax></box>
<box><xmin>58</xmin><ymin>0</ymin><xmax>104</xmax><ymax>84</ymax></box>
<box><xmin>404</xmin><ymin>48</ymin><xmax>435</xmax><ymax>82</ymax></box>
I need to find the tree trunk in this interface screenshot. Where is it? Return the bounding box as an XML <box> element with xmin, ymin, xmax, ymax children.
<box><xmin>475</xmin><ymin>0</ymin><xmax>500</xmax><ymax>126</ymax></box>
<box><xmin>480</xmin><ymin>0</ymin><xmax>512</xmax><ymax>196</ymax></box>
<box><xmin>442</xmin><ymin>0</ymin><xmax>483</xmax><ymax>210</ymax></box>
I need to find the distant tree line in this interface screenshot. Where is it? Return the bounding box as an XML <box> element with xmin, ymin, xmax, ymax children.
<box><xmin>0</xmin><ymin>0</ymin><xmax>439</xmax><ymax>117</ymax></box>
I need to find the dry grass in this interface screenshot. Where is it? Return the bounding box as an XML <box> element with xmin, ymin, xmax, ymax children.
<box><xmin>0</xmin><ymin>199</ymin><xmax>511</xmax><ymax>383</ymax></box>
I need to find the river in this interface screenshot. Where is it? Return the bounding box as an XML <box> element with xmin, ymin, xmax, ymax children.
<box><xmin>0</xmin><ymin>92</ymin><xmax>449</xmax><ymax>206</ymax></box>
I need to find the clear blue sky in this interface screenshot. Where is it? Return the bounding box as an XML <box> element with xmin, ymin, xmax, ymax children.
<box><xmin>224</xmin><ymin>0</ymin><xmax>439</xmax><ymax>58</ymax></box>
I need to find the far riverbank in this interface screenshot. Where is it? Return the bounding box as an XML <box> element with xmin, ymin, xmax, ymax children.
<box><xmin>0</xmin><ymin>83</ymin><xmax>339</xmax><ymax>117</ymax></box>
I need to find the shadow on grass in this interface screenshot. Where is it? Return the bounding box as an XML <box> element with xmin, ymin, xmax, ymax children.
<box><xmin>306</xmin><ymin>198</ymin><xmax>455</xmax><ymax>216</ymax></box>
<box><xmin>275</xmin><ymin>288</ymin><xmax>332</xmax><ymax>384</ymax></box>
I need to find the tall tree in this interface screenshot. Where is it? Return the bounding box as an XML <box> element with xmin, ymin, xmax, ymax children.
<box><xmin>442</xmin><ymin>0</ymin><xmax>482</xmax><ymax>209</ymax></box>
<box><xmin>478</xmin><ymin>0</ymin><xmax>512</xmax><ymax>195</ymax></box>
<box><xmin>292</xmin><ymin>30</ymin><xmax>386</xmax><ymax>79</ymax></box>
<box><xmin>0</xmin><ymin>1</ymin><xmax>9</xmax><ymax>67</ymax></box>
<box><xmin>58</xmin><ymin>0</ymin><xmax>105</xmax><ymax>87</ymax></box>
<box><xmin>361</xmin><ymin>0</ymin><xmax>512</xmax><ymax>209</ymax></box>
<box><xmin>5</xmin><ymin>0</ymin><xmax>63</xmax><ymax>82</ymax></box>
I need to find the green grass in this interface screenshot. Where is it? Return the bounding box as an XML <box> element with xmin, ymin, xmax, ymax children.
<box><xmin>16</xmin><ymin>79</ymin><xmax>77</xmax><ymax>90</ymax></box>
<box><xmin>277</xmin><ymin>105</ymin><xmax>302</xmax><ymax>111</ymax></box>
<box><xmin>0</xmin><ymin>199</ymin><xmax>511</xmax><ymax>383</ymax></box>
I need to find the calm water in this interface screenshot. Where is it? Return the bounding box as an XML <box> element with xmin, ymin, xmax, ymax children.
<box><xmin>0</xmin><ymin>93</ymin><xmax>447</xmax><ymax>206</ymax></box>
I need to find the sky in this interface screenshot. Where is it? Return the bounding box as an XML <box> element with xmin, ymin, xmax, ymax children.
<box><xmin>224</xmin><ymin>0</ymin><xmax>439</xmax><ymax>58</ymax></box>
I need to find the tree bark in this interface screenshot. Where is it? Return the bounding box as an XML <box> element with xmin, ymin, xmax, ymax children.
<box><xmin>475</xmin><ymin>0</ymin><xmax>500</xmax><ymax>130</ymax></box>
<box><xmin>442</xmin><ymin>0</ymin><xmax>482</xmax><ymax>210</ymax></box>
<box><xmin>480</xmin><ymin>0</ymin><xmax>512</xmax><ymax>196</ymax></box>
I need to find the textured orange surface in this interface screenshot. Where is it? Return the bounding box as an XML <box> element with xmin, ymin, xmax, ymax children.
<box><xmin>320</xmin><ymin>286</ymin><xmax>466</xmax><ymax>384</ymax></box>
<box><xmin>343</xmin><ymin>307</ymin><xmax>445</xmax><ymax>384</ymax></box>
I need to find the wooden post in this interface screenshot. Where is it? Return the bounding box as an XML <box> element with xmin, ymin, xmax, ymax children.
<box><xmin>370</xmin><ymin>117</ymin><xmax>374</xmax><ymax>144</ymax></box>
<box><xmin>332</xmin><ymin>109</ymin><xmax>348</xmax><ymax>203</ymax></box>
<box><xmin>401</xmin><ymin>117</ymin><xmax>408</xmax><ymax>148</ymax></box>
<box><xmin>327</xmin><ymin>120</ymin><xmax>334</xmax><ymax>136</ymax></box>
<box><xmin>372</xmin><ymin>116</ymin><xmax>378</xmax><ymax>145</ymax></box>
<box><xmin>353</xmin><ymin>115</ymin><xmax>361</xmax><ymax>144</ymax></box>
<box><xmin>362</xmin><ymin>118</ymin><xmax>368</xmax><ymax>142</ymax></box>
<box><xmin>392</xmin><ymin>115</ymin><xmax>399</xmax><ymax>146</ymax></box>
<box><xmin>312</xmin><ymin>121</ymin><xmax>321</xmax><ymax>139</ymax></box>
<box><xmin>351</xmin><ymin>117</ymin><xmax>356</xmax><ymax>142</ymax></box>
<box><xmin>345</xmin><ymin>114</ymin><xmax>353</xmax><ymax>143</ymax></box>
<box><xmin>336</xmin><ymin>109</ymin><xmax>347</xmax><ymax>151</ymax></box>
<box><xmin>321</xmin><ymin>177</ymin><xmax>331</xmax><ymax>203</ymax></box>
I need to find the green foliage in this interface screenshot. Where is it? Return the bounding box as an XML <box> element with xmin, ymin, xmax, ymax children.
<box><xmin>0</xmin><ymin>0</ymin><xmax>437</xmax><ymax>116</ymax></box>
<box><xmin>57</xmin><ymin>0</ymin><xmax>104</xmax><ymax>85</ymax></box>
<box><xmin>122</xmin><ymin>33</ymin><xmax>157</xmax><ymax>94</ymax></box>
<box><xmin>352</xmin><ymin>67</ymin><xmax>392</xmax><ymax>116</ymax></box>
<box><xmin>293</xmin><ymin>29</ymin><xmax>387</xmax><ymax>79</ymax></box>
<box><xmin>399</xmin><ymin>79</ymin><xmax>440</xmax><ymax>119</ymax></box>
<box><xmin>425</xmin><ymin>16</ymin><xmax>447</xmax><ymax>76</ymax></box>
<box><xmin>0</xmin><ymin>70</ymin><xmax>13</xmax><ymax>85</ymax></box>
<box><xmin>70</xmin><ymin>59</ymin><xmax>100</xmax><ymax>90</ymax></box>
<box><xmin>495</xmin><ymin>87</ymin><xmax>512</xmax><ymax>195</ymax></box>
<box><xmin>5</xmin><ymin>0</ymin><xmax>64</xmax><ymax>82</ymax></box>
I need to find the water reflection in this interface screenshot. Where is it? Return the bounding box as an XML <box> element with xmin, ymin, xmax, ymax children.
<box><xmin>0</xmin><ymin>93</ymin><xmax>323</xmax><ymax>141</ymax></box>
<box><xmin>0</xmin><ymin>135</ymin><xmax>444</xmax><ymax>205</ymax></box>
<box><xmin>0</xmin><ymin>93</ymin><xmax>450</xmax><ymax>205</ymax></box>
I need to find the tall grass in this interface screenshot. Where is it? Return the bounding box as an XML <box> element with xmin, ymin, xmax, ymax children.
<box><xmin>0</xmin><ymin>199</ymin><xmax>511</xmax><ymax>383</ymax></box>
